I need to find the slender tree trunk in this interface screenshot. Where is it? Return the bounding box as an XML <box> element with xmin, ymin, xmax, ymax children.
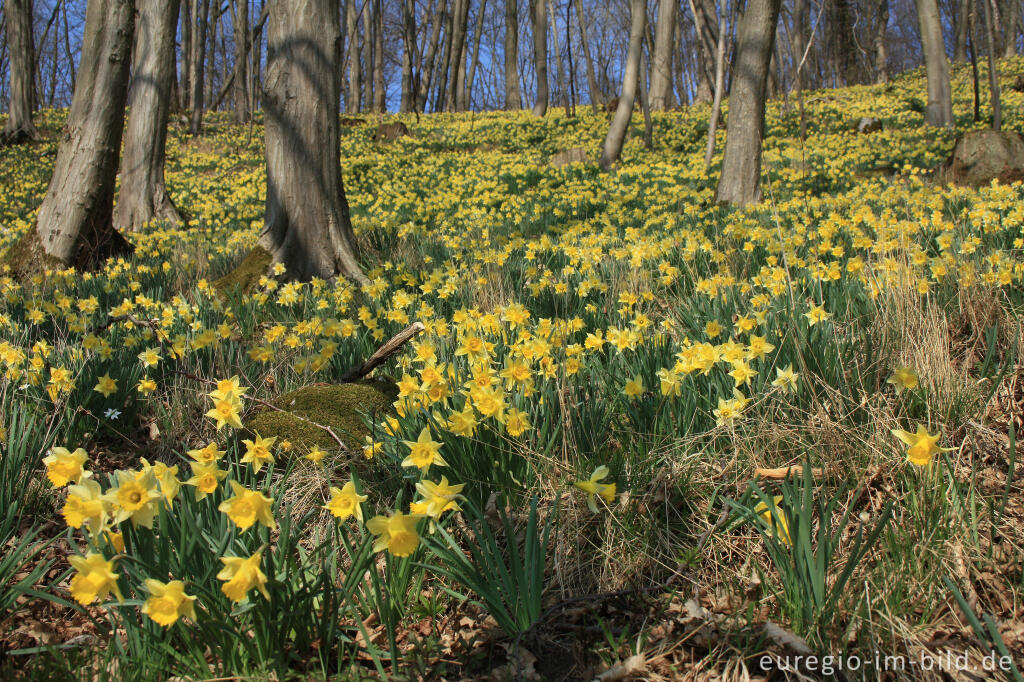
<box><xmin>16</xmin><ymin>0</ymin><xmax>135</xmax><ymax>276</ymax></box>
<box><xmin>418</xmin><ymin>0</ymin><xmax>445</xmax><ymax>112</ymax></box>
<box><xmin>435</xmin><ymin>2</ymin><xmax>454</xmax><ymax>111</ymax></box>
<box><xmin>638</xmin><ymin>37</ymin><xmax>653</xmax><ymax>147</ymax></box>
<box><xmin>449</xmin><ymin>0</ymin><xmax>470</xmax><ymax>110</ymax></box>
<box><xmin>954</xmin><ymin>0</ymin><xmax>969</xmax><ymax>61</ymax></box>
<box><xmin>705</xmin><ymin>0</ymin><xmax>727</xmax><ymax>166</ymax></box>
<box><xmin>914</xmin><ymin>0</ymin><xmax>954</xmax><ymax>127</ymax></box>
<box><xmin>362</xmin><ymin>2</ymin><xmax>373</xmax><ymax>110</ymax></box>
<box><xmin>504</xmin><ymin>0</ymin><xmax>521</xmax><ymax>109</ymax></box>
<box><xmin>115</xmin><ymin>0</ymin><xmax>184</xmax><ymax>231</ymax></box>
<box><xmin>982</xmin><ymin>0</ymin><xmax>1001</xmax><ymax>129</ymax></box>
<box><xmin>531</xmin><ymin>0</ymin><xmax>549</xmax><ymax>115</ymax></box>
<box><xmin>689</xmin><ymin>0</ymin><xmax>719</xmax><ymax>102</ymax></box>
<box><xmin>1</xmin><ymin>0</ymin><xmax>39</xmax><ymax>144</ymax></box>
<box><xmin>548</xmin><ymin>0</ymin><xmax>567</xmax><ymax>110</ymax></box>
<box><xmin>564</xmin><ymin>0</ymin><xmax>576</xmax><ymax>115</ymax></box>
<box><xmin>206</xmin><ymin>4</ymin><xmax>218</xmax><ymax>108</ymax></box>
<box><xmin>180</xmin><ymin>0</ymin><xmax>192</xmax><ymax>111</ymax></box>
<box><xmin>968</xmin><ymin>3</ymin><xmax>980</xmax><ymax>121</ymax></box>
<box><xmin>400</xmin><ymin>0</ymin><xmax>417</xmax><ymax>112</ymax></box>
<box><xmin>346</xmin><ymin>0</ymin><xmax>360</xmax><ymax>112</ymax></box>
<box><xmin>573</xmin><ymin>0</ymin><xmax>599</xmax><ymax>110</ymax></box>
<box><xmin>649</xmin><ymin>0</ymin><xmax>677</xmax><ymax>109</ymax></box>
<box><xmin>373</xmin><ymin>0</ymin><xmax>384</xmax><ymax>112</ymax></box>
<box><xmin>715</xmin><ymin>0</ymin><xmax>781</xmax><ymax>204</ymax></box>
<box><xmin>599</xmin><ymin>0</ymin><xmax>645</xmax><ymax>169</ymax></box>
<box><xmin>232</xmin><ymin>0</ymin><xmax>250</xmax><ymax>122</ymax></box>
<box><xmin>466</xmin><ymin>0</ymin><xmax>488</xmax><ymax>108</ymax></box>
<box><xmin>189</xmin><ymin>0</ymin><xmax>209</xmax><ymax>133</ymax></box>
<box><xmin>260</xmin><ymin>0</ymin><xmax>366</xmax><ymax>285</ymax></box>
<box><xmin>63</xmin><ymin>0</ymin><xmax>76</xmax><ymax>93</ymax></box>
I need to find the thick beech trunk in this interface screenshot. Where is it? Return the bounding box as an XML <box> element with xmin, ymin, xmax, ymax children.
<box><xmin>715</xmin><ymin>0</ymin><xmax>781</xmax><ymax>204</ymax></box>
<box><xmin>649</xmin><ymin>0</ymin><xmax>677</xmax><ymax>110</ymax></box>
<box><xmin>599</xmin><ymin>0</ymin><xmax>645</xmax><ymax>169</ymax></box>
<box><xmin>954</xmin><ymin>0</ymin><xmax>969</xmax><ymax>61</ymax></box>
<box><xmin>260</xmin><ymin>0</ymin><xmax>366</xmax><ymax>285</ymax></box>
<box><xmin>1001</xmin><ymin>0</ymin><xmax>1019</xmax><ymax>56</ymax></box>
<box><xmin>2</xmin><ymin>0</ymin><xmax>39</xmax><ymax>144</ymax></box>
<box><xmin>504</xmin><ymin>0</ymin><xmax>521</xmax><ymax>108</ymax></box>
<box><xmin>531</xmin><ymin>0</ymin><xmax>549</xmax><ymax>116</ymax></box>
<box><xmin>114</xmin><ymin>0</ymin><xmax>184</xmax><ymax>232</ymax></box>
<box><xmin>915</xmin><ymin>0</ymin><xmax>954</xmax><ymax>127</ymax></box>
<box><xmin>27</xmin><ymin>0</ymin><xmax>135</xmax><ymax>272</ymax></box>
<box><xmin>445</xmin><ymin>0</ymin><xmax>468</xmax><ymax>111</ymax></box>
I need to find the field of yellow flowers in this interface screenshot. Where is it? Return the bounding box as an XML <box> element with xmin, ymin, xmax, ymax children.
<box><xmin>1</xmin><ymin>60</ymin><xmax>1023</xmax><ymax>680</ymax></box>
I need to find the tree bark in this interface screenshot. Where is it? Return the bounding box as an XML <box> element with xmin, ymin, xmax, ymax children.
<box><xmin>189</xmin><ymin>0</ymin><xmax>210</xmax><ymax>133</ymax></box>
<box><xmin>24</xmin><ymin>0</ymin><xmax>135</xmax><ymax>273</ymax></box>
<box><xmin>114</xmin><ymin>0</ymin><xmax>184</xmax><ymax>232</ymax></box>
<box><xmin>982</xmin><ymin>0</ymin><xmax>1001</xmax><ymax>129</ymax></box>
<box><xmin>548</xmin><ymin>0</ymin><xmax>567</xmax><ymax>110</ymax></box>
<box><xmin>373</xmin><ymin>0</ymin><xmax>385</xmax><ymax>111</ymax></box>
<box><xmin>649</xmin><ymin>0</ymin><xmax>677</xmax><ymax>109</ymax></box>
<box><xmin>1001</xmin><ymin>0</ymin><xmax>1020</xmax><ymax>56</ymax></box>
<box><xmin>874</xmin><ymin>0</ymin><xmax>889</xmax><ymax>81</ymax></box>
<box><xmin>953</xmin><ymin>0</ymin><xmax>969</xmax><ymax>61</ymax></box>
<box><xmin>530</xmin><ymin>0</ymin><xmax>549</xmax><ymax>116</ymax></box>
<box><xmin>714</xmin><ymin>0</ymin><xmax>781</xmax><ymax>204</ymax></box>
<box><xmin>1</xmin><ymin>0</ymin><xmax>40</xmax><ymax>145</ymax></box>
<box><xmin>599</xmin><ymin>0</ymin><xmax>645</xmax><ymax>169</ymax></box>
<box><xmin>688</xmin><ymin>0</ymin><xmax>719</xmax><ymax>102</ymax></box>
<box><xmin>232</xmin><ymin>0</ymin><xmax>251</xmax><ymax>122</ymax></box>
<box><xmin>504</xmin><ymin>0</ymin><xmax>521</xmax><ymax>108</ymax></box>
<box><xmin>362</xmin><ymin>1</ymin><xmax>373</xmax><ymax>109</ymax></box>
<box><xmin>914</xmin><ymin>0</ymin><xmax>954</xmax><ymax>127</ymax></box>
<box><xmin>705</xmin><ymin>0</ymin><xmax>727</xmax><ymax>167</ymax></box>
<box><xmin>466</xmin><ymin>0</ymin><xmax>488</xmax><ymax>108</ymax></box>
<box><xmin>180</xmin><ymin>0</ymin><xmax>192</xmax><ymax>111</ymax></box>
<box><xmin>574</xmin><ymin>0</ymin><xmax>599</xmax><ymax>110</ymax></box>
<box><xmin>446</xmin><ymin>0</ymin><xmax>469</xmax><ymax>111</ymax></box>
<box><xmin>260</xmin><ymin>0</ymin><xmax>366</xmax><ymax>285</ymax></box>
<box><xmin>400</xmin><ymin>0</ymin><xmax>417</xmax><ymax>112</ymax></box>
<box><xmin>418</xmin><ymin>0</ymin><xmax>445</xmax><ymax>112</ymax></box>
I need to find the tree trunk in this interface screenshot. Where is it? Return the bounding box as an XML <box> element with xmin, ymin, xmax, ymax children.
<box><xmin>530</xmin><ymin>0</ymin><xmax>549</xmax><ymax>116</ymax></box>
<box><xmin>466</xmin><ymin>0</ymin><xmax>488</xmax><ymax>108</ymax></box>
<box><xmin>232</xmin><ymin>0</ymin><xmax>251</xmax><ymax>122</ymax></box>
<box><xmin>114</xmin><ymin>0</ymin><xmax>184</xmax><ymax>232</ymax></box>
<box><xmin>705</xmin><ymin>0</ymin><xmax>727</xmax><ymax>167</ymax></box>
<box><xmin>649</xmin><ymin>0</ymin><xmax>676</xmax><ymax>110</ymax></box>
<box><xmin>434</xmin><ymin>2</ymin><xmax>453</xmax><ymax>111</ymax></box>
<box><xmin>504</xmin><ymin>0</ymin><xmax>521</xmax><ymax>109</ymax></box>
<box><xmin>599</xmin><ymin>0</ymin><xmax>645</xmax><ymax>169</ymax></box>
<box><xmin>548</xmin><ymin>0</ymin><xmax>567</xmax><ymax>110</ymax></box>
<box><xmin>180</xmin><ymin>0</ymin><xmax>192</xmax><ymax>111</ymax></box>
<box><xmin>915</xmin><ymin>0</ymin><xmax>954</xmax><ymax>127</ymax></box>
<box><xmin>638</xmin><ymin>37</ymin><xmax>653</xmax><ymax>147</ymax></box>
<box><xmin>982</xmin><ymin>0</ymin><xmax>1001</xmax><ymax>129</ymax></box>
<box><xmin>345</xmin><ymin>0</ymin><xmax>360</xmax><ymax>112</ymax></box>
<box><xmin>189</xmin><ymin>0</ymin><xmax>209</xmax><ymax>133</ymax></box>
<box><xmin>400</xmin><ymin>0</ymin><xmax>416</xmax><ymax>112</ymax></box>
<box><xmin>362</xmin><ymin>2</ymin><xmax>373</xmax><ymax>109</ymax></box>
<box><xmin>1</xmin><ymin>0</ymin><xmax>40</xmax><ymax>145</ymax></box>
<box><xmin>418</xmin><ymin>0</ymin><xmax>445</xmax><ymax>112</ymax></box>
<box><xmin>714</xmin><ymin>0</ymin><xmax>781</xmax><ymax>204</ymax></box>
<box><xmin>874</xmin><ymin>0</ymin><xmax>889</xmax><ymax>81</ymax></box>
<box><xmin>447</xmin><ymin>0</ymin><xmax>470</xmax><ymax>111</ymax></box>
<box><xmin>953</xmin><ymin>0</ymin><xmax>969</xmax><ymax>61</ymax></box>
<box><xmin>373</xmin><ymin>0</ymin><xmax>385</xmax><ymax>112</ymax></box>
<box><xmin>260</xmin><ymin>0</ymin><xmax>366</xmax><ymax>285</ymax></box>
<box><xmin>688</xmin><ymin>0</ymin><xmax>719</xmax><ymax>102</ymax></box>
<box><xmin>19</xmin><ymin>0</ymin><xmax>135</xmax><ymax>275</ymax></box>
<box><xmin>1001</xmin><ymin>0</ymin><xmax>1020</xmax><ymax>56</ymax></box>
<box><xmin>574</xmin><ymin>0</ymin><xmax>599</xmax><ymax>110</ymax></box>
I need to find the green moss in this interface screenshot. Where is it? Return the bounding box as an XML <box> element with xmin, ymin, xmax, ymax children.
<box><xmin>2</xmin><ymin>229</ymin><xmax>65</xmax><ymax>288</ymax></box>
<box><xmin>213</xmin><ymin>247</ymin><xmax>272</xmax><ymax>298</ymax></box>
<box><xmin>244</xmin><ymin>378</ymin><xmax>398</xmax><ymax>453</ymax></box>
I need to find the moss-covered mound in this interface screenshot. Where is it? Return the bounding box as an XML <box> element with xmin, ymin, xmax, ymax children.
<box><xmin>213</xmin><ymin>246</ymin><xmax>272</xmax><ymax>298</ymax></box>
<box><xmin>245</xmin><ymin>378</ymin><xmax>397</xmax><ymax>453</ymax></box>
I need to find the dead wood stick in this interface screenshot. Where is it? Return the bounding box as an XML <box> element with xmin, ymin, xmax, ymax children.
<box><xmin>340</xmin><ymin>322</ymin><xmax>425</xmax><ymax>382</ymax></box>
<box><xmin>754</xmin><ymin>465</ymin><xmax>826</xmax><ymax>480</ymax></box>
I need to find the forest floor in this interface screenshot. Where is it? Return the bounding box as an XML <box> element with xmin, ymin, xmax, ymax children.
<box><xmin>0</xmin><ymin>59</ymin><xmax>1023</xmax><ymax>681</ymax></box>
